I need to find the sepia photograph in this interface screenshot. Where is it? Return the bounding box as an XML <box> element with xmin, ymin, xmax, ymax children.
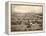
<box><xmin>11</xmin><ymin>4</ymin><xmax>43</xmax><ymax>32</ymax></box>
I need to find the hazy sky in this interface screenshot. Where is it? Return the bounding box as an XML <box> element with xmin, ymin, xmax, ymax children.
<box><xmin>11</xmin><ymin>5</ymin><xmax>42</xmax><ymax>13</ymax></box>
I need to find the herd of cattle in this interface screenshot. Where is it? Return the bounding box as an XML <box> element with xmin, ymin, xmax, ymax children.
<box><xmin>11</xmin><ymin>13</ymin><xmax>43</xmax><ymax>32</ymax></box>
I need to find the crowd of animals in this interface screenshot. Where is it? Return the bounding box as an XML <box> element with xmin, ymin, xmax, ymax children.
<box><xmin>11</xmin><ymin>13</ymin><xmax>43</xmax><ymax>32</ymax></box>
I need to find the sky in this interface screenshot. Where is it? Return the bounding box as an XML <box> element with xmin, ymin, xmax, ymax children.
<box><xmin>11</xmin><ymin>5</ymin><xmax>43</xmax><ymax>13</ymax></box>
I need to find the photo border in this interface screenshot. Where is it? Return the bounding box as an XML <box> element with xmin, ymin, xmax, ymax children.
<box><xmin>8</xmin><ymin>1</ymin><xmax>45</xmax><ymax>35</ymax></box>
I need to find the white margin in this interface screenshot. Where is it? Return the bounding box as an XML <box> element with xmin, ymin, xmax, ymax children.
<box><xmin>8</xmin><ymin>1</ymin><xmax>45</xmax><ymax>35</ymax></box>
